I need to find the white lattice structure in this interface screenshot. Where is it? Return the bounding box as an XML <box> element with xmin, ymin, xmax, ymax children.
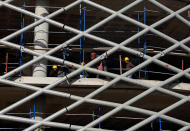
<box><xmin>0</xmin><ymin>0</ymin><xmax>190</xmax><ymax>130</ymax></box>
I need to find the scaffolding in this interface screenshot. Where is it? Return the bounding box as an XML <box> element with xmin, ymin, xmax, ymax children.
<box><xmin>0</xmin><ymin>0</ymin><xmax>190</xmax><ymax>130</ymax></box>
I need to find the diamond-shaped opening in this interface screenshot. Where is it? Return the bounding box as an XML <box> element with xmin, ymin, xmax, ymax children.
<box><xmin>155</xmin><ymin>17</ymin><xmax>189</xmax><ymax>41</ymax></box>
<box><xmin>53</xmin><ymin>102</ymin><xmax>114</xmax><ymax>127</ymax></box>
<box><xmin>159</xmin><ymin>51</ymin><xmax>190</xmax><ymax>72</ymax></box>
<box><xmin>90</xmin><ymin>17</ymin><xmax>143</xmax><ymax>43</ymax></box>
<box><xmin>0</xmin><ymin>85</ymin><xmax>34</xmax><ymax>111</ymax></box>
<box><xmin>94</xmin><ymin>80</ymin><xmax>147</xmax><ymax>103</ymax></box>
<box><xmin>123</xmin><ymin>1</ymin><xmax>169</xmax><ymax>26</ymax></box>
<box><xmin>155</xmin><ymin>0</ymin><xmax>189</xmax><ymax>11</ymax></box>
<box><xmin>48</xmin><ymin>26</ymin><xmax>76</xmax><ymax>49</ymax></box>
<box><xmin>0</xmin><ymin>119</ymin><xmax>30</xmax><ymax>130</ymax></box>
<box><xmin>166</xmin><ymin>102</ymin><xmax>190</xmax><ymax>122</ymax></box>
<box><xmin>114</xmin><ymin>53</ymin><xmax>150</xmax><ymax>79</ymax></box>
<box><xmin>101</xmin><ymin>109</ymin><xmax>149</xmax><ymax>130</ymax></box>
<box><xmin>131</xmin><ymin>91</ymin><xmax>180</xmax><ymax>112</ymax></box>
<box><xmin>179</xmin><ymin>10</ymin><xmax>190</xmax><ymax>23</ymax></box>
<box><xmin>52</xmin><ymin>2</ymin><xmax>110</xmax><ymax>31</ymax></box>
<box><xmin>0</xmin><ymin>6</ymin><xmax>39</xmax><ymax>42</ymax></box>
<box><xmin>90</xmin><ymin>0</ymin><xmax>138</xmax><ymax>11</ymax></box>
<box><xmin>123</xmin><ymin>31</ymin><xmax>174</xmax><ymax>49</ymax></box>
<box><xmin>0</xmin><ymin>6</ymin><xmax>34</xmax><ymax>40</ymax></box>
<box><xmin>0</xmin><ymin>6</ymin><xmax>18</xmax><ymax>36</ymax></box>
<box><xmin>7</xmin><ymin>93</ymin><xmax>75</xmax><ymax>120</ymax></box>
<box><xmin>143</xmin><ymin>62</ymin><xmax>177</xmax><ymax>81</ymax></box>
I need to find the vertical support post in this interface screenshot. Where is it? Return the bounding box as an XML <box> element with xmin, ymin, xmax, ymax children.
<box><xmin>83</xmin><ymin>6</ymin><xmax>86</xmax><ymax>64</ymax></box>
<box><xmin>34</xmin><ymin>104</ymin><xmax>35</xmax><ymax>120</ymax></box>
<box><xmin>144</xmin><ymin>6</ymin><xmax>147</xmax><ymax>79</ymax></box>
<box><xmin>79</xmin><ymin>4</ymin><xmax>82</xmax><ymax>65</ymax></box>
<box><xmin>119</xmin><ymin>55</ymin><xmax>122</xmax><ymax>75</ymax></box>
<box><xmin>81</xmin><ymin>5</ymin><xmax>86</xmax><ymax>78</ymax></box>
<box><xmin>98</xmin><ymin>107</ymin><xmax>101</xmax><ymax>128</ymax></box>
<box><xmin>182</xmin><ymin>59</ymin><xmax>184</xmax><ymax>71</ymax></box>
<box><xmin>138</xmin><ymin>12</ymin><xmax>141</xmax><ymax>79</ymax></box>
<box><xmin>19</xmin><ymin>2</ymin><xmax>25</xmax><ymax>76</ymax></box>
<box><xmin>33</xmin><ymin>1</ymin><xmax>48</xmax><ymax>131</ymax></box>
<box><xmin>159</xmin><ymin>118</ymin><xmax>162</xmax><ymax>131</ymax></box>
<box><xmin>33</xmin><ymin>0</ymin><xmax>49</xmax><ymax>77</ymax></box>
<box><xmin>5</xmin><ymin>52</ymin><xmax>8</xmax><ymax>73</ymax></box>
<box><xmin>92</xmin><ymin>111</ymin><xmax>95</xmax><ymax>121</ymax></box>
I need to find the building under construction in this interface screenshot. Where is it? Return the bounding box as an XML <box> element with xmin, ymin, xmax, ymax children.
<box><xmin>0</xmin><ymin>0</ymin><xmax>190</xmax><ymax>130</ymax></box>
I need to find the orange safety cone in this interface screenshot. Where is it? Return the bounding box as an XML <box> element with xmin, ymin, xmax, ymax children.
<box><xmin>98</xmin><ymin>61</ymin><xmax>103</xmax><ymax>71</ymax></box>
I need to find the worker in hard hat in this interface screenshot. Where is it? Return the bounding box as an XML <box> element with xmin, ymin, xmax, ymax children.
<box><xmin>124</xmin><ymin>57</ymin><xmax>134</xmax><ymax>78</ymax></box>
<box><xmin>49</xmin><ymin>65</ymin><xmax>59</xmax><ymax>77</ymax></box>
<box><xmin>124</xmin><ymin>57</ymin><xmax>129</xmax><ymax>62</ymax></box>
<box><xmin>81</xmin><ymin>62</ymin><xmax>85</xmax><ymax>66</ymax></box>
<box><xmin>52</xmin><ymin>65</ymin><xmax>58</xmax><ymax>71</ymax></box>
<box><xmin>80</xmin><ymin>62</ymin><xmax>88</xmax><ymax>78</ymax></box>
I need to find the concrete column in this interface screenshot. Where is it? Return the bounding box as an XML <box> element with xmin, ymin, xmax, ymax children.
<box><xmin>33</xmin><ymin>0</ymin><xmax>49</xmax><ymax>77</ymax></box>
<box><xmin>32</xmin><ymin>1</ymin><xmax>48</xmax><ymax>131</ymax></box>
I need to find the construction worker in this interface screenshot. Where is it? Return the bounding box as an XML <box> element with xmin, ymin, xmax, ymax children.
<box><xmin>80</xmin><ymin>62</ymin><xmax>87</xmax><ymax>78</ymax></box>
<box><xmin>124</xmin><ymin>57</ymin><xmax>134</xmax><ymax>78</ymax></box>
<box><xmin>49</xmin><ymin>65</ymin><xmax>59</xmax><ymax>77</ymax></box>
<box><xmin>52</xmin><ymin>65</ymin><xmax>58</xmax><ymax>71</ymax></box>
<box><xmin>87</xmin><ymin>52</ymin><xmax>96</xmax><ymax>78</ymax></box>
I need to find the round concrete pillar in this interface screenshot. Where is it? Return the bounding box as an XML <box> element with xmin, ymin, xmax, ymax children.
<box><xmin>33</xmin><ymin>0</ymin><xmax>49</xmax><ymax>77</ymax></box>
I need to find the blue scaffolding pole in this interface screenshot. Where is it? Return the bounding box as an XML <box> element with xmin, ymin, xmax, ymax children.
<box><xmin>81</xmin><ymin>6</ymin><xmax>86</xmax><ymax>78</ymax></box>
<box><xmin>138</xmin><ymin>12</ymin><xmax>141</xmax><ymax>79</ymax></box>
<box><xmin>19</xmin><ymin>2</ymin><xmax>25</xmax><ymax>76</ymax></box>
<box><xmin>83</xmin><ymin>6</ymin><xmax>86</xmax><ymax>65</ymax></box>
<box><xmin>98</xmin><ymin>107</ymin><xmax>101</xmax><ymax>128</ymax></box>
<box><xmin>79</xmin><ymin>4</ymin><xmax>82</xmax><ymax>65</ymax></box>
<box><xmin>144</xmin><ymin>6</ymin><xmax>147</xmax><ymax>79</ymax></box>
<box><xmin>92</xmin><ymin>111</ymin><xmax>95</xmax><ymax>121</ymax></box>
<box><xmin>34</xmin><ymin>104</ymin><xmax>36</xmax><ymax>120</ymax></box>
<box><xmin>159</xmin><ymin>118</ymin><xmax>162</xmax><ymax>131</ymax></box>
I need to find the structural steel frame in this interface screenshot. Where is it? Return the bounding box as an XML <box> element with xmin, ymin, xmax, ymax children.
<box><xmin>0</xmin><ymin>0</ymin><xmax>189</xmax><ymax>130</ymax></box>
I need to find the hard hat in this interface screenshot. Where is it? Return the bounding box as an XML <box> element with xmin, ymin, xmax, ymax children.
<box><xmin>52</xmin><ymin>65</ymin><xmax>58</xmax><ymax>69</ymax></box>
<box><xmin>81</xmin><ymin>62</ymin><xmax>85</xmax><ymax>66</ymax></box>
<box><xmin>124</xmin><ymin>57</ymin><xmax>129</xmax><ymax>62</ymax></box>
